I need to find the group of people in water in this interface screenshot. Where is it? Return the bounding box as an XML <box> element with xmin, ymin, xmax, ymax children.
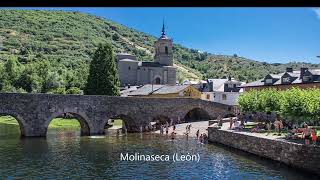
<box><xmin>156</xmin><ymin>121</ymin><xmax>208</xmax><ymax>143</ymax></box>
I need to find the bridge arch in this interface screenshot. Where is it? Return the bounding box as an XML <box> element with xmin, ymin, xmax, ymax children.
<box><xmin>45</xmin><ymin>111</ymin><xmax>91</xmax><ymax>136</ymax></box>
<box><xmin>0</xmin><ymin>112</ymin><xmax>27</xmax><ymax>137</ymax></box>
<box><xmin>184</xmin><ymin>108</ymin><xmax>211</xmax><ymax>122</ymax></box>
<box><xmin>103</xmin><ymin>114</ymin><xmax>133</xmax><ymax>129</ymax></box>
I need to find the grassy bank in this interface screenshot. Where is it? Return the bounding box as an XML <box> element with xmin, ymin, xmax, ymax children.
<box><xmin>0</xmin><ymin>116</ymin><xmax>80</xmax><ymax>130</ymax></box>
<box><xmin>0</xmin><ymin>116</ymin><xmax>124</xmax><ymax>129</ymax></box>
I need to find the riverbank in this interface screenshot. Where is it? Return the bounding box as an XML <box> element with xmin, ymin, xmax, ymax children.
<box><xmin>154</xmin><ymin>121</ymin><xmax>209</xmax><ymax>137</ymax></box>
<box><xmin>208</xmin><ymin>126</ymin><xmax>320</xmax><ymax>176</ymax></box>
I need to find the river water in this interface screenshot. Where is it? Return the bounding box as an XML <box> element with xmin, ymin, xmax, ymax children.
<box><xmin>0</xmin><ymin>124</ymin><xmax>318</xmax><ymax>179</ymax></box>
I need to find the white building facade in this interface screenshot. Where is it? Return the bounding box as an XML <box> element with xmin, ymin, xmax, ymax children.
<box><xmin>201</xmin><ymin>77</ymin><xmax>245</xmax><ymax>106</ymax></box>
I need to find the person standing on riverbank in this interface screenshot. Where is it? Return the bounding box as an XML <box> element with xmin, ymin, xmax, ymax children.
<box><xmin>229</xmin><ymin>117</ymin><xmax>234</xmax><ymax>130</ymax></box>
<box><xmin>217</xmin><ymin>115</ymin><xmax>223</xmax><ymax>127</ymax></box>
<box><xmin>302</xmin><ymin>124</ymin><xmax>311</xmax><ymax>145</ymax></box>
<box><xmin>165</xmin><ymin>123</ymin><xmax>169</xmax><ymax>135</ymax></box>
<box><xmin>160</xmin><ymin>125</ymin><xmax>164</xmax><ymax>134</ymax></box>
<box><xmin>199</xmin><ymin>134</ymin><xmax>204</xmax><ymax>143</ymax></box>
<box><xmin>274</xmin><ymin>119</ymin><xmax>280</xmax><ymax>135</ymax></box>
<box><xmin>266</xmin><ymin>121</ymin><xmax>271</xmax><ymax>136</ymax></box>
<box><xmin>196</xmin><ymin>129</ymin><xmax>200</xmax><ymax>139</ymax></box>
<box><xmin>278</xmin><ymin>119</ymin><xmax>283</xmax><ymax>136</ymax></box>
<box><xmin>311</xmin><ymin>128</ymin><xmax>317</xmax><ymax>146</ymax></box>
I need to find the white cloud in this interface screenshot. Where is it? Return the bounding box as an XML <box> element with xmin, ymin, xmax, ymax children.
<box><xmin>314</xmin><ymin>8</ymin><xmax>320</xmax><ymax>19</ymax></box>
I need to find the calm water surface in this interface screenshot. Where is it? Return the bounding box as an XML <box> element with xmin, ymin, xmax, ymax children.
<box><xmin>0</xmin><ymin>124</ymin><xmax>318</xmax><ymax>179</ymax></box>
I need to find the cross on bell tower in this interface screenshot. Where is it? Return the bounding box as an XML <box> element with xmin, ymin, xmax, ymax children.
<box><xmin>161</xmin><ymin>19</ymin><xmax>167</xmax><ymax>38</ymax></box>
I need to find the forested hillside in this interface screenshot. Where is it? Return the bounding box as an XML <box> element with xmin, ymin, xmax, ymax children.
<box><xmin>0</xmin><ymin>10</ymin><xmax>319</xmax><ymax>93</ymax></box>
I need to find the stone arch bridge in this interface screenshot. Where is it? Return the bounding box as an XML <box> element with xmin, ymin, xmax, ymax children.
<box><xmin>0</xmin><ymin>93</ymin><xmax>235</xmax><ymax>137</ymax></box>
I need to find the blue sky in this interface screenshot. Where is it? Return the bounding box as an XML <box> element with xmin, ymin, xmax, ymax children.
<box><xmin>10</xmin><ymin>8</ymin><xmax>320</xmax><ymax>64</ymax></box>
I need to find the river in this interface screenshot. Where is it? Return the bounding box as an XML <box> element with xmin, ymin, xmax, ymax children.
<box><xmin>0</xmin><ymin>123</ymin><xmax>318</xmax><ymax>179</ymax></box>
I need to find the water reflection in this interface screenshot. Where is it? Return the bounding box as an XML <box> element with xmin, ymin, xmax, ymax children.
<box><xmin>0</xmin><ymin>123</ymin><xmax>318</xmax><ymax>179</ymax></box>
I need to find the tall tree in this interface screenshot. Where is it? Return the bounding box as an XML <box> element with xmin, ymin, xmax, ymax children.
<box><xmin>84</xmin><ymin>43</ymin><xmax>120</xmax><ymax>96</ymax></box>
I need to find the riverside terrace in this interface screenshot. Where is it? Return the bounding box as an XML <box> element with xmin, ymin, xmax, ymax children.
<box><xmin>0</xmin><ymin>93</ymin><xmax>235</xmax><ymax>137</ymax></box>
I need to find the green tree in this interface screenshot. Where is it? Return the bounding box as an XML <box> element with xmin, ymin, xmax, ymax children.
<box><xmin>84</xmin><ymin>43</ymin><xmax>120</xmax><ymax>96</ymax></box>
<box><xmin>3</xmin><ymin>56</ymin><xmax>20</xmax><ymax>84</ymax></box>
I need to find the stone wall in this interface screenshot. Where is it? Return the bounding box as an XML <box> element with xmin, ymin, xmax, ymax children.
<box><xmin>208</xmin><ymin>127</ymin><xmax>320</xmax><ymax>175</ymax></box>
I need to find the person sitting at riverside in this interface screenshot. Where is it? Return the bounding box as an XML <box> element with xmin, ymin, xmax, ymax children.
<box><xmin>233</xmin><ymin>120</ymin><xmax>241</xmax><ymax>131</ymax></box>
<box><xmin>311</xmin><ymin>128</ymin><xmax>317</xmax><ymax>146</ymax></box>
<box><xmin>286</xmin><ymin>127</ymin><xmax>297</xmax><ymax>139</ymax></box>
<box><xmin>302</xmin><ymin>124</ymin><xmax>311</xmax><ymax>145</ymax></box>
<box><xmin>251</xmin><ymin>124</ymin><xmax>264</xmax><ymax>133</ymax></box>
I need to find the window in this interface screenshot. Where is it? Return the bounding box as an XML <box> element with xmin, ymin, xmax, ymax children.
<box><xmin>155</xmin><ymin>77</ymin><xmax>161</xmax><ymax>84</ymax></box>
<box><xmin>228</xmin><ymin>83</ymin><xmax>234</xmax><ymax>88</ymax></box>
<box><xmin>222</xmin><ymin>94</ymin><xmax>227</xmax><ymax>100</ymax></box>
<box><xmin>265</xmin><ymin>79</ymin><xmax>273</xmax><ymax>84</ymax></box>
<box><xmin>206</xmin><ymin>94</ymin><xmax>210</xmax><ymax>99</ymax></box>
<box><xmin>282</xmin><ymin>77</ymin><xmax>290</xmax><ymax>83</ymax></box>
<box><xmin>128</xmin><ymin>66</ymin><xmax>131</xmax><ymax>70</ymax></box>
<box><xmin>165</xmin><ymin>46</ymin><xmax>168</xmax><ymax>54</ymax></box>
<box><xmin>303</xmin><ymin>76</ymin><xmax>312</xmax><ymax>82</ymax></box>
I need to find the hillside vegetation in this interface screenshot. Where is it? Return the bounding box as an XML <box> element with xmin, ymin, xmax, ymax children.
<box><xmin>0</xmin><ymin>10</ymin><xmax>319</xmax><ymax>93</ymax></box>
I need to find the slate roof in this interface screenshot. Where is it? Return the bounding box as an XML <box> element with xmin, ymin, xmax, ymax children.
<box><xmin>126</xmin><ymin>85</ymin><xmax>164</xmax><ymax>96</ymax></box>
<box><xmin>309</xmin><ymin>69</ymin><xmax>320</xmax><ymax>75</ymax></box>
<box><xmin>125</xmin><ymin>84</ymin><xmax>191</xmax><ymax>96</ymax></box>
<box><xmin>153</xmin><ymin>85</ymin><xmax>190</xmax><ymax>94</ymax></box>
<box><xmin>241</xmin><ymin>79</ymin><xmax>264</xmax><ymax>87</ymax></box>
<box><xmin>269</xmin><ymin>74</ymin><xmax>282</xmax><ymax>79</ymax></box>
<box><xmin>241</xmin><ymin>68</ymin><xmax>320</xmax><ymax>88</ymax></box>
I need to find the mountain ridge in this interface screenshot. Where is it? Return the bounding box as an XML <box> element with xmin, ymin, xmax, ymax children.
<box><xmin>0</xmin><ymin>10</ymin><xmax>319</xmax><ymax>93</ymax></box>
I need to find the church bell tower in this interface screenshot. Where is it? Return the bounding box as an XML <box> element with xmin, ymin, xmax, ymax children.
<box><xmin>154</xmin><ymin>21</ymin><xmax>173</xmax><ymax>66</ymax></box>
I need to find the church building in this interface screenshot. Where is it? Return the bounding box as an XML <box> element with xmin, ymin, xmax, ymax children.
<box><xmin>117</xmin><ymin>23</ymin><xmax>177</xmax><ymax>87</ymax></box>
